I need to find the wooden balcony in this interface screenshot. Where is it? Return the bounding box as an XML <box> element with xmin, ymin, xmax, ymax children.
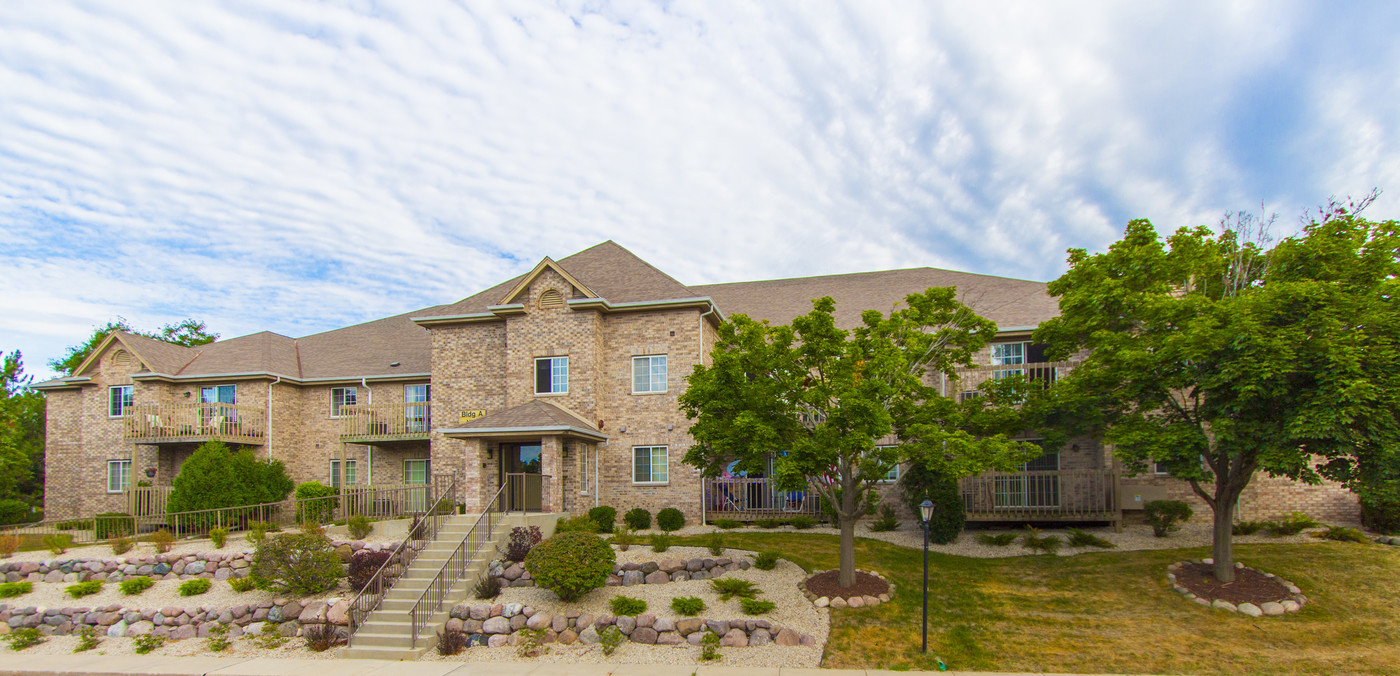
<box><xmin>949</xmin><ymin>360</ymin><xmax>1081</xmax><ymax>399</ymax></box>
<box><xmin>960</xmin><ymin>468</ymin><xmax>1120</xmax><ymax>525</ymax></box>
<box><xmin>339</xmin><ymin>402</ymin><xmax>432</xmax><ymax>443</ymax></box>
<box><xmin>703</xmin><ymin>477</ymin><xmax>824</xmax><ymax>522</ymax></box>
<box><xmin>123</xmin><ymin>403</ymin><xmax>265</xmax><ymax>445</ymax></box>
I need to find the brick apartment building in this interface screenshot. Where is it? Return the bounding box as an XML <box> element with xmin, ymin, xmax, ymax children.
<box><xmin>34</xmin><ymin>241</ymin><xmax>1359</xmax><ymax>525</ymax></box>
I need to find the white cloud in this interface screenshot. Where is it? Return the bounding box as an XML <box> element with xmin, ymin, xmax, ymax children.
<box><xmin>1</xmin><ymin>0</ymin><xmax>1397</xmax><ymax>378</ymax></box>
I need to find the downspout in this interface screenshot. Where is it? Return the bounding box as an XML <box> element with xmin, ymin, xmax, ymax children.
<box><xmin>594</xmin><ymin>442</ymin><xmax>599</xmax><ymax>509</ymax></box>
<box><xmin>361</xmin><ymin>377</ymin><xmax>373</xmax><ymax>487</ymax></box>
<box><xmin>698</xmin><ymin>304</ymin><xmax>716</xmax><ymax>526</ymax></box>
<box><xmin>267</xmin><ymin>376</ymin><xmax>281</xmax><ymax>462</ymax></box>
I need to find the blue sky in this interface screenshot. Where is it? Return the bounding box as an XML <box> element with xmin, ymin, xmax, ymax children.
<box><xmin>3</xmin><ymin>1</ymin><xmax>1398</xmax><ymax>380</ymax></box>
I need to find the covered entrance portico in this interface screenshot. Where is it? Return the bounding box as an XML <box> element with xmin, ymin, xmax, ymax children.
<box><xmin>439</xmin><ymin>400</ymin><xmax>607</xmax><ymax>515</ymax></box>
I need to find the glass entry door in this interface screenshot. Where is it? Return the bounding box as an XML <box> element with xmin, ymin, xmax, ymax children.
<box><xmin>501</xmin><ymin>443</ymin><xmax>542</xmax><ymax>512</ymax></box>
<box><xmin>404</xmin><ymin>458</ymin><xmax>430</xmax><ymax>512</ymax></box>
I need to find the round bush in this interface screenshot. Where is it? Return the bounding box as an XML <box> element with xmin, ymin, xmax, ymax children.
<box><xmin>250</xmin><ymin>532</ymin><xmax>343</xmax><ymax>596</ymax></box>
<box><xmin>523</xmin><ymin>532</ymin><xmax>616</xmax><ymax>601</ymax></box>
<box><xmin>587</xmin><ymin>506</ymin><xmax>617</xmax><ymax>534</ymax></box>
<box><xmin>624</xmin><ymin>508</ymin><xmax>651</xmax><ymax>531</ymax></box>
<box><xmin>1359</xmin><ymin>479</ymin><xmax>1400</xmax><ymax>534</ymax></box>
<box><xmin>900</xmin><ymin>463</ymin><xmax>965</xmax><ymax>544</ymax></box>
<box><xmin>656</xmin><ymin>508</ymin><xmax>685</xmax><ymax>532</ymax></box>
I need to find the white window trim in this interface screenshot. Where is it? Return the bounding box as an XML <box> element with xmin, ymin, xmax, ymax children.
<box><xmin>330</xmin><ymin>386</ymin><xmax>359</xmax><ymax>418</ymax></box>
<box><xmin>107</xmin><ymin>459</ymin><xmax>131</xmax><ymax>493</ymax></box>
<box><xmin>1153</xmin><ymin>461</ymin><xmax>1171</xmax><ymax>476</ymax></box>
<box><xmin>631</xmin><ymin>355</ymin><xmax>668</xmax><ymax>394</ymax></box>
<box><xmin>329</xmin><ymin>459</ymin><xmax>358</xmax><ymax>487</ymax></box>
<box><xmin>199</xmin><ymin>384</ymin><xmax>237</xmax><ymax>405</ymax></box>
<box><xmin>534</xmin><ymin>356</ymin><xmax>569</xmax><ymax>395</ymax></box>
<box><xmin>108</xmin><ymin>385</ymin><xmax>133</xmax><ymax>418</ymax></box>
<box><xmin>632</xmin><ymin>445</ymin><xmax>669</xmax><ymax>485</ymax></box>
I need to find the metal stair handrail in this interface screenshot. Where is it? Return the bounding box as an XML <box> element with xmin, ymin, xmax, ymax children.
<box><xmin>348</xmin><ymin>475</ymin><xmax>456</xmax><ymax>637</ymax></box>
<box><xmin>405</xmin><ymin>474</ymin><xmax>522</xmax><ymax>647</ymax></box>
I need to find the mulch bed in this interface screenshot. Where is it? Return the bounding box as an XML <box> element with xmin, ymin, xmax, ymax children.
<box><xmin>1174</xmin><ymin>562</ymin><xmax>1293</xmax><ymax>605</ymax></box>
<box><xmin>804</xmin><ymin>569</ymin><xmax>890</xmax><ymax>600</ymax></box>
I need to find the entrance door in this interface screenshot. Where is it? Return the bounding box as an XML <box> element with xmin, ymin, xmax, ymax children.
<box><xmin>501</xmin><ymin>443</ymin><xmax>543</xmax><ymax>512</ymax></box>
<box><xmin>404</xmin><ymin>458</ymin><xmax>430</xmax><ymax>512</ymax></box>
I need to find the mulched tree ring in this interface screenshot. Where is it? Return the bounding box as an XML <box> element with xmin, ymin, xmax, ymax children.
<box><xmin>1167</xmin><ymin>559</ymin><xmax>1308</xmax><ymax>617</ymax></box>
<box><xmin>799</xmin><ymin>569</ymin><xmax>894</xmax><ymax>609</ymax></box>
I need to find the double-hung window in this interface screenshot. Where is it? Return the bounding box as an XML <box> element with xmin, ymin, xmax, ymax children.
<box><xmin>329</xmin><ymin>460</ymin><xmax>357</xmax><ymax>487</ymax></box>
<box><xmin>107</xmin><ymin>459</ymin><xmax>131</xmax><ymax>493</ymax></box>
<box><xmin>404</xmin><ymin>384</ymin><xmax>430</xmax><ymax>432</ymax></box>
<box><xmin>535</xmin><ymin>356</ymin><xmax>568</xmax><ymax>395</ymax></box>
<box><xmin>108</xmin><ymin>386</ymin><xmax>133</xmax><ymax>417</ymax></box>
<box><xmin>991</xmin><ymin>342</ymin><xmax>1026</xmax><ymax>379</ymax></box>
<box><xmin>331</xmin><ymin>387</ymin><xmax>358</xmax><ymax>417</ymax></box>
<box><xmin>632</xmin><ymin>355</ymin><xmax>667</xmax><ymax>393</ymax></box>
<box><xmin>633</xmin><ymin>446</ymin><xmax>668</xmax><ymax>484</ymax></box>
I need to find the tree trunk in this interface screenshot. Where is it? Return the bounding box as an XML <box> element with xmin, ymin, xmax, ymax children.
<box><xmin>1211</xmin><ymin>488</ymin><xmax>1237</xmax><ymax>583</ymax></box>
<box><xmin>838</xmin><ymin>515</ymin><xmax>857</xmax><ymax>588</ymax></box>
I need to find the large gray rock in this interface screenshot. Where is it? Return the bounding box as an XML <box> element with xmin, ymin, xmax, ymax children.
<box><xmin>1260</xmin><ymin>602</ymin><xmax>1286</xmax><ymax>616</ymax></box>
<box><xmin>705</xmin><ymin>619</ymin><xmax>730</xmax><ymax>635</ymax></box>
<box><xmin>622</xmin><ymin>570</ymin><xmax>645</xmax><ymax>586</ymax></box>
<box><xmin>631</xmin><ymin>627</ymin><xmax>658</xmax><ymax>644</ymax></box>
<box><xmin>106</xmin><ymin>620</ymin><xmax>127</xmax><ymax>638</ymax></box>
<box><xmin>720</xmin><ymin>628</ymin><xmax>748</xmax><ymax>647</ymax></box>
<box><xmin>482</xmin><ymin>616</ymin><xmax>511</xmax><ymax>634</ymax></box>
<box><xmin>578</xmin><ymin>626</ymin><xmax>600</xmax><ymax>644</ymax></box>
<box><xmin>675</xmin><ymin>618</ymin><xmax>703</xmax><ymax>635</ymax></box>
<box><xmin>635</xmin><ymin>613</ymin><xmax>655</xmax><ymax>628</ymax></box>
<box><xmin>509</xmin><ymin>614</ymin><xmax>527</xmax><ymax>631</ymax></box>
<box><xmin>656</xmin><ymin>631</ymin><xmax>682</xmax><ymax>645</ymax></box>
<box><xmin>654</xmin><ymin>617</ymin><xmax>674</xmax><ymax>632</ymax></box>
<box><xmin>775</xmin><ymin>628</ymin><xmax>802</xmax><ymax>646</ymax></box>
<box><xmin>550</xmin><ymin>614</ymin><xmax>567</xmax><ymax>633</ymax></box>
<box><xmin>616</xmin><ymin>615</ymin><xmax>636</xmax><ymax>635</ymax></box>
<box><xmin>525</xmin><ymin>612</ymin><xmax>552</xmax><ymax>631</ymax></box>
<box><xmin>749</xmin><ymin>628</ymin><xmax>771</xmax><ymax>646</ymax></box>
<box><xmin>469</xmin><ymin>604</ymin><xmax>490</xmax><ymax>621</ymax></box>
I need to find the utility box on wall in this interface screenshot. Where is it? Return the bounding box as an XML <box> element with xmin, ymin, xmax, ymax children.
<box><xmin>1124</xmin><ymin>485</ymin><xmax>1171</xmax><ymax>510</ymax></box>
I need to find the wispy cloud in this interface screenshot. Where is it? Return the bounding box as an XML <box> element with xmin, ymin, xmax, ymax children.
<box><xmin>2</xmin><ymin>1</ymin><xmax>1397</xmax><ymax>377</ymax></box>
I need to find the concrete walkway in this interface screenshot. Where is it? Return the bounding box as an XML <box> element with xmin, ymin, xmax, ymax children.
<box><xmin>0</xmin><ymin>654</ymin><xmax>1114</xmax><ymax>676</ymax></box>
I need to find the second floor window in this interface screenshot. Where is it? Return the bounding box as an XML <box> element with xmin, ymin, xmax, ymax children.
<box><xmin>331</xmin><ymin>387</ymin><xmax>358</xmax><ymax>417</ymax></box>
<box><xmin>632</xmin><ymin>355</ymin><xmax>667</xmax><ymax>393</ymax></box>
<box><xmin>405</xmin><ymin>384</ymin><xmax>430</xmax><ymax>432</ymax></box>
<box><xmin>200</xmin><ymin>384</ymin><xmax>236</xmax><ymax>405</ymax></box>
<box><xmin>109</xmin><ymin>385</ymin><xmax>133</xmax><ymax>417</ymax></box>
<box><xmin>535</xmin><ymin>356</ymin><xmax>568</xmax><ymax>394</ymax></box>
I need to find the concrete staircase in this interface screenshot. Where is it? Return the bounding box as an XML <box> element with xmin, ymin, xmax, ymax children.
<box><xmin>340</xmin><ymin>514</ymin><xmax>507</xmax><ymax>660</ymax></box>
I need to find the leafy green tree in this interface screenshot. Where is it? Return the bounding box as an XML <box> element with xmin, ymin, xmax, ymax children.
<box><xmin>0</xmin><ymin>351</ymin><xmax>45</xmax><ymax>503</ymax></box>
<box><xmin>166</xmin><ymin>439</ymin><xmax>294</xmax><ymax>514</ymax></box>
<box><xmin>1035</xmin><ymin>199</ymin><xmax>1400</xmax><ymax>582</ymax></box>
<box><xmin>49</xmin><ymin>318</ymin><xmax>217</xmax><ymax>375</ymax></box>
<box><xmin>681</xmin><ymin>290</ymin><xmax>1040</xmax><ymax>587</ymax></box>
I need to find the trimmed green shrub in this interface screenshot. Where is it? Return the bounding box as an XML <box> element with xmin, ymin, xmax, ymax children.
<box><xmin>711</xmin><ymin>578</ymin><xmax>760</xmax><ymax>601</ymax></box>
<box><xmin>555</xmin><ymin>515</ymin><xmax>598</xmax><ymax>534</ymax></box>
<box><xmin>599</xmin><ymin>626</ymin><xmax>625</xmax><ymax>657</ymax></box>
<box><xmin>587</xmin><ymin>506</ymin><xmax>617</xmax><ymax>534</ymax></box>
<box><xmin>0</xmin><ymin>581</ymin><xmax>32</xmax><ymax>598</ymax></box>
<box><xmin>133</xmin><ymin>633</ymin><xmax>165</xmax><ymax>654</ymax></box>
<box><xmin>119</xmin><ymin>576</ymin><xmax>155</xmax><ymax>596</ymax></box>
<box><xmin>740</xmin><ymin>598</ymin><xmax>776</xmax><ymax>615</ymax></box>
<box><xmin>788</xmin><ymin>516</ymin><xmax>817</xmax><ymax>529</ymax></box>
<box><xmin>900</xmin><ymin>462</ymin><xmax>966</xmax><ymax>544</ymax></box>
<box><xmin>251</xmin><ymin>532</ymin><xmax>342</xmax><ymax>596</ymax></box>
<box><xmin>1066</xmin><ymin>528</ymin><xmax>1115</xmax><ymax>549</ymax></box>
<box><xmin>706</xmin><ymin>532</ymin><xmax>724</xmax><ymax>555</ymax></box>
<box><xmin>712</xmin><ymin>518</ymin><xmax>743</xmax><ymax>529</ymax></box>
<box><xmin>205</xmin><ymin>624</ymin><xmax>231</xmax><ymax>652</ymax></box>
<box><xmin>650</xmin><ymin>532</ymin><xmax>672</xmax><ymax>553</ymax></box>
<box><xmin>74</xmin><ymin>625</ymin><xmax>101</xmax><ymax>653</ymax></box>
<box><xmin>1319</xmin><ymin>526</ymin><xmax>1370</xmax><ymax>543</ymax></box>
<box><xmin>5</xmin><ymin>627</ymin><xmax>43</xmax><ymax>651</ymax></box>
<box><xmin>623</xmin><ymin>508</ymin><xmax>651</xmax><ymax>531</ymax></box>
<box><xmin>94</xmin><ymin>512</ymin><xmax>134</xmax><ymax>539</ymax></box>
<box><xmin>609</xmin><ymin>595</ymin><xmax>647</xmax><ymax>616</ymax></box>
<box><xmin>868</xmin><ymin>504</ymin><xmax>899</xmax><ymax>532</ymax></box>
<box><xmin>755</xmin><ymin>518</ymin><xmax>784</xmax><ymax>529</ymax></box>
<box><xmin>753</xmin><ymin>551</ymin><xmax>780</xmax><ymax>570</ymax></box>
<box><xmin>346</xmin><ymin>514</ymin><xmax>373</xmax><ymax>540</ymax></box>
<box><xmin>1265</xmin><ymin>511</ymin><xmax>1321</xmax><ymax>536</ymax></box>
<box><xmin>178</xmin><ymin>579</ymin><xmax>211</xmax><ymax>596</ymax></box>
<box><xmin>1144</xmin><ymin>500</ymin><xmax>1193</xmax><ymax>537</ymax></box>
<box><xmin>44</xmin><ymin>533</ymin><xmax>70</xmax><ymax>554</ymax></box>
<box><xmin>294</xmin><ymin>481</ymin><xmax>339</xmax><ymax>524</ymax></box>
<box><xmin>700</xmin><ymin>630</ymin><xmax>720</xmax><ymax>661</ymax></box>
<box><xmin>523</xmin><ymin>532</ymin><xmax>616</xmax><ymax>601</ymax></box>
<box><xmin>977</xmin><ymin>532</ymin><xmax>1018</xmax><ymax>546</ymax></box>
<box><xmin>229</xmin><ymin>576</ymin><xmax>257</xmax><ymax>593</ymax></box>
<box><xmin>1021</xmin><ymin>528</ymin><xmax>1062</xmax><ymax>554</ymax></box>
<box><xmin>66</xmin><ymin>581</ymin><xmax>102</xmax><ymax>598</ymax></box>
<box><xmin>611</xmin><ymin>526</ymin><xmax>633</xmax><ymax>551</ymax></box>
<box><xmin>656</xmin><ymin>507</ymin><xmax>685</xmax><ymax>532</ymax></box>
<box><xmin>671</xmin><ymin>596</ymin><xmax>705</xmax><ymax>616</ymax></box>
<box><xmin>167</xmin><ymin>439</ymin><xmax>294</xmax><ymax>522</ymax></box>
<box><xmin>55</xmin><ymin>519</ymin><xmax>92</xmax><ymax>531</ymax></box>
<box><xmin>1233</xmin><ymin>520</ymin><xmax>1268</xmax><ymax>535</ymax></box>
<box><xmin>209</xmin><ymin>526</ymin><xmax>228</xmax><ymax>549</ymax></box>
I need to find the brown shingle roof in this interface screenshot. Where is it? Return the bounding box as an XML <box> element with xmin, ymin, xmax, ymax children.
<box><xmin>690</xmin><ymin>267</ymin><xmax>1058</xmax><ymax>331</ymax></box>
<box><xmin>446</xmin><ymin>400</ymin><xmax>600</xmax><ymax>433</ymax></box>
<box><xmin>294</xmin><ymin>310</ymin><xmax>433</xmax><ymax>379</ymax></box>
<box><xmin>173</xmin><ymin>331</ymin><xmax>301</xmax><ymax>377</ymax></box>
<box><xmin>111</xmin><ymin>331</ymin><xmax>198</xmax><ymax>374</ymax></box>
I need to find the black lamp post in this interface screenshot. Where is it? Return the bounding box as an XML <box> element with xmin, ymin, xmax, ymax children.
<box><xmin>920</xmin><ymin>498</ymin><xmax>935</xmax><ymax>653</ymax></box>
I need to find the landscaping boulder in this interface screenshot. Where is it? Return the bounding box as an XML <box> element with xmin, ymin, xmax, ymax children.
<box><xmin>720</xmin><ymin>628</ymin><xmax>748</xmax><ymax>647</ymax></box>
<box><xmin>775</xmin><ymin>628</ymin><xmax>802</xmax><ymax>646</ymax></box>
<box><xmin>578</xmin><ymin>626</ymin><xmax>600</xmax><ymax>644</ymax></box>
<box><xmin>482</xmin><ymin>616</ymin><xmax>510</xmax><ymax>634</ymax></box>
<box><xmin>631</xmin><ymin>627</ymin><xmax>658</xmax><ymax>644</ymax></box>
<box><xmin>526</xmin><ymin>612</ymin><xmax>552</xmax><ymax>631</ymax></box>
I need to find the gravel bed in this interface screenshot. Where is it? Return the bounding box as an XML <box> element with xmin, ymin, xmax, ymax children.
<box><xmin>5</xmin><ymin>530</ymin><xmax>402</xmax><ymax>564</ymax></box>
<box><xmin>642</xmin><ymin>520</ymin><xmax>1336</xmax><ymax>558</ymax></box>
<box><xmin>0</xmin><ymin>631</ymin><xmax>337</xmax><ymax>659</ymax></box>
<box><xmin>2</xmin><ymin>569</ymin><xmax>344</xmax><ymax>610</ymax></box>
<box><xmin>426</xmin><ymin>545</ymin><xmax>825</xmax><ymax>668</ymax></box>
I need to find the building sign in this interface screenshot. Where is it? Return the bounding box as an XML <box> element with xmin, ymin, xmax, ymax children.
<box><xmin>459</xmin><ymin>409</ymin><xmax>487</xmax><ymax>423</ymax></box>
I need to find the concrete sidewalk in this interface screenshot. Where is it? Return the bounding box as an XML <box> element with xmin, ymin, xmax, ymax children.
<box><xmin>0</xmin><ymin>655</ymin><xmax>1097</xmax><ymax>676</ymax></box>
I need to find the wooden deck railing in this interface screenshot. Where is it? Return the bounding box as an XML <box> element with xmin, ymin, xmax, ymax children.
<box><xmin>959</xmin><ymin>468</ymin><xmax>1118</xmax><ymax>522</ymax></box>
<box><xmin>949</xmin><ymin>360</ymin><xmax>1081</xmax><ymax>398</ymax></box>
<box><xmin>125</xmin><ymin>486</ymin><xmax>173</xmax><ymax>516</ymax></box>
<box><xmin>338</xmin><ymin>402</ymin><xmax>432</xmax><ymax>442</ymax></box>
<box><xmin>703</xmin><ymin>477</ymin><xmax>824</xmax><ymax>521</ymax></box>
<box><xmin>123</xmin><ymin>403</ymin><xmax>265</xmax><ymax>444</ymax></box>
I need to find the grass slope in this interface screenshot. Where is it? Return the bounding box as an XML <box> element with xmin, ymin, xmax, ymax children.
<box><xmin>677</xmin><ymin>532</ymin><xmax>1400</xmax><ymax>674</ymax></box>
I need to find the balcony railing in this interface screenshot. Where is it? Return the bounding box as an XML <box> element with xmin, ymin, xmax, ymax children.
<box><xmin>123</xmin><ymin>403</ymin><xmax>265</xmax><ymax>445</ymax></box>
<box><xmin>949</xmin><ymin>360</ymin><xmax>1081</xmax><ymax>399</ymax></box>
<box><xmin>703</xmin><ymin>477</ymin><xmax>824</xmax><ymax>521</ymax></box>
<box><xmin>960</xmin><ymin>468</ymin><xmax>1119</xmax><ymax>522</ymax></box>
<box><xmin>338</xmin><ymin>402</ymin><xmax>432</xmax><ymax>442</ymax></box>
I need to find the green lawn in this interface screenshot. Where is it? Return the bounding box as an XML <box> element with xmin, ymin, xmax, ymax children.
<box><xmin>673</xmin><ymin>531</ymin><xmax>1400</xmax><ymax>674</ymax></box>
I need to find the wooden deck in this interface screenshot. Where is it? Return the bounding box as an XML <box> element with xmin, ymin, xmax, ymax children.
<box><xmin>124</xmin><ymin>403</ymin><xmax>265</xmax><ymax>445</ymax></box>
<box><xmin>960</xmin><ymin>469</ymin><xmax>1120</xmax><ymax>528</ymax></box>
<box><xmin>703</xmin><ymin>477</ymin><xmax>824</xmax><ymax>521</ymax></box>
<box><xmin>339</xmin><ymin>402</ymin><xmax>432</xmax><ymax>443</ymax></box>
